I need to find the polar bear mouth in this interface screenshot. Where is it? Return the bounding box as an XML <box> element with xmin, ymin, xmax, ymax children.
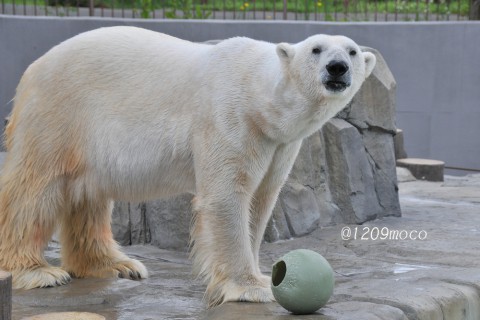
<box><xmin>325</xmin><ymin>80</ymin><xmax>349</xmax><ymax>92</ymax></box>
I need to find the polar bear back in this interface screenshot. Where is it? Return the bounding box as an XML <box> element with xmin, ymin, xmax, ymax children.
<box><xmin>25</xmin><ymin>27</ymin><xmax>279</xmax><ymax>120</ymax></box>
<box><xmin>31</xmin><ymin>27</ymin><xmax>209</xmax><ymax>112</ymax></box>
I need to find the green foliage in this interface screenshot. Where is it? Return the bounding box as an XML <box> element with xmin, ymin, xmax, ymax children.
<box><xmin>139</xmin><ymin>0</ymin><xmax>152</xmax><ymax>18</ymax></box>
<box><xmin>165</xmin><ymin>0</ymin><xmax>211</xmax><ymax>18</ymax></box>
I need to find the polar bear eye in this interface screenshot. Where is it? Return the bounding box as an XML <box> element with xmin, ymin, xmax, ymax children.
<box><xmin>312</xmin><ymin>48</ymin><xmax>321</xmax><ymax>55</ymax></box>
<box><xmin>349</xmin><ymin>50</ymin><xmax>357</xmax><ymax>56</ymax></box>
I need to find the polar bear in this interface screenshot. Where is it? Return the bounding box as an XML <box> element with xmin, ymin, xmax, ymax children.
<box><xmin>0</xmin><ymin>27</ymin><xmax>375</xmax><ymax>307</ymax></box>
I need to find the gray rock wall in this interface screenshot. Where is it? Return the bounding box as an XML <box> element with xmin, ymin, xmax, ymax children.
<box><xmin>112</xmin><ymin>48</ymin><xmax>401</xmax><ymax>250</ymax></box>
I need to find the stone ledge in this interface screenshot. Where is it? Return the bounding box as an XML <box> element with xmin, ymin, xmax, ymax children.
<box><xmin>22</xmin><ymin>312</ymin><xmax>105</xmax><ymax>320</ymax></box>
<box><xmin>397</xmin><ymin>158</ymin><xmax>445</xmax><ymax>182</ymax></box>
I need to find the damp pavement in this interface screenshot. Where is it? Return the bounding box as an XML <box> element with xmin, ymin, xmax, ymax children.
<box><xmin>10</xmin><ymin>173</ymin><xmax>480</xmax><ymax>320</ymax></box>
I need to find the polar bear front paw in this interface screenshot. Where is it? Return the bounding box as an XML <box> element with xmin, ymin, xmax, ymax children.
<box><xmin>207</xmin><ymin>274</ymin><xmax>275</xmax><ymax>308</ymax></box>
<box><xmin>237</xmin><ymin>286</ymin><xmax>275</xmax><ymax>303</ymax></box>
<box><xmin>258</xmin><ymin>274</ymin><xmax>272</xmax><ymax>287</ymax></box>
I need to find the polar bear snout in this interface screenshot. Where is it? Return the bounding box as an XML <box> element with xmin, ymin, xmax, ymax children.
<box><xmin>326</xmin><ymin>60</ymin><xmax>349</xmax><ymax>77</ymax></box>
<box><xmin>323</xmin><ymin>60</ymin><xmax>351</xmax><ymax>92</ymax></box>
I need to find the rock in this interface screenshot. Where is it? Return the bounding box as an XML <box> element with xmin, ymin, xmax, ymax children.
<box><xmin>279</xmin><ymin>182</ymin><xmax>320</xmax><ymax>237</ymax></box>
<box><xmin>322</xmin><ymin>119</ymin><xmax>383</xmax><ymax>223</ymax></box>
<box><xmin>145</xmin><ymin>194</ymin><xmax>193</xmax><ymax>252</ymax></box>
<box><xmin>111</xmin><ymin>202</ymin><xmax>130</xmax><ymax>246</ymax></box>
<box><xmin>264</xmin><ymin>201</ymin><xmax>291</xmax><ymax>243</ymax></box>
<box><xmin>130</xmin><ymin>202</ymin><xmax>150</xmax><ymax>245</ymax></box>
<box><xmin>339</xmin><ymin>47</ymin><xmax>397</xmax><ymax>133</ymax></box>
<box><xmin>394</xmin><ymin>128</ymin><xmax>408</xmax><ymax>160</ymax></box>
<box><xmin>362</xmin><ymin>130</ymin><xmax>401</xmax><ymax>217</ymax></box>
<box><xmin>396</xmin><ymin>167</ymin><xmax>416</xmax><ymax>183</ymax></box>
<box><xmin>112</xmin><ymin>202</ymin><xmax>150</xmax><ymax>246</ymax></box>
<box><xmin>328</xmin><ymin>46</ymin><xmax>401</xmax><ymax>222</ymax></box>
<box><xmin>288</xmin><ymin>132</ymin><xmax>343</xmax><ymax>227</ymax></box>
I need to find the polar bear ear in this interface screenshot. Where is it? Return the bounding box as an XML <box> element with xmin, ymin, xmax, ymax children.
<box><xmin>276</xmin><ymin>43</ymin><xmax>295</xmax><ymax>65</ymax></box>
<box><xmin>363</xmin><ymin>51</ymin><xmax>376</xmax><ymax>79</ymax></box>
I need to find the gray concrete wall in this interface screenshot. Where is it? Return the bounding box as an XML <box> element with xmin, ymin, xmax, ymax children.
<box><xmin>1</xmin><ymin>15</ymin><xmax>479</xmax><ymax>173</ymax></box>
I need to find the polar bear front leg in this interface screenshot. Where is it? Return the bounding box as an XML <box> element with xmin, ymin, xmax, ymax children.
<box><xmin>191</xmin><ymin>148</ymin><xmax>276</xmax><ymax>307</ymax></box>
<box><xmin>60</xmin><ymin>198</ymin><xmax>148</xmax><ymax>281</ymax></box>
<box><xmin>250</xmin><ymin>141</ymin><xmax>303</xmax><ymax>278</ymax></box>
<box><xmin>191</xmin><ymin>191</ymin><xmax>274</xmax><ymax>307</ymax></box>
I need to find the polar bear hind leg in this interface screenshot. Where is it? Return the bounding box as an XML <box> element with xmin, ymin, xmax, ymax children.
<box><xmin>60</xmin><ymin>197</ymin><xmax>148</xmax><ymax>280</ymax></box>
<box><xmin>0</xmin><ymin>116</ymin><xmax>147</xmax><ymax>287</ymax></box>
<box><xmin>0</xmin><ymin>163</ymin><xmax>71</xmax><ymax>289</ymax></box>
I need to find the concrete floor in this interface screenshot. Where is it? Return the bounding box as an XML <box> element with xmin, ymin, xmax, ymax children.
<box><xmin>11</xmin><ymin>173</ymin><xmax>480</xmax><ymax>320</ymax></box>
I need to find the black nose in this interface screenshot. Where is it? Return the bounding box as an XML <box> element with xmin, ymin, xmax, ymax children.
<box><xmin>326</xmin><ymin>60</ymin><xmax>349</xmax><ymax>76</ymax></box>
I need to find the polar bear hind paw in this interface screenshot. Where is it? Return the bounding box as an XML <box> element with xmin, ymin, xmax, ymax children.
<box><xmin>112</xmin><ymin>259</ymin><xmax>149</xmax><ymax>280</ymax></box>
<box><xmin>13</xmin><ymin>266</ymin><xmax>71</xmax><ymax>289</ymax></box>
<box><xmin>67</xmin><ymin>257</ymin><xmax>148</xmax><ymax>280</ymax></box>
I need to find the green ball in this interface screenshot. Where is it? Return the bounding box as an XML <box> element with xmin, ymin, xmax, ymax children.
<box><xmin>271</xmin><ymin>249</ymin><xmax>334</xmax><ymax>315</ymax></box>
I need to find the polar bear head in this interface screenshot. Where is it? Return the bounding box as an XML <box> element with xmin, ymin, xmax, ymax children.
<box><xmin>276</xmin><ymin>35</ymin><xmax>376</xmax><ymax>103</ymax></box>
